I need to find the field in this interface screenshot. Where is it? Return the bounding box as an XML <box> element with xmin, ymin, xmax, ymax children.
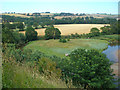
<box><xmin>20</xmin><ymin>24</ymin><xmax>109</xmax><ymax>36</ymax></box>
<box><xmin>24</xmin><ymin>39</ymin><xmax>108</xmax><ymax>57</ymax></box>
<box><xmin>2</xmin><ymin>14</ymin><xmax>32</xmax><ymax>18</ymax></box>
<box><xmin>54</xmin><ymin>16</ymin><xmax>104</xmax><ymax>19</ymax></box>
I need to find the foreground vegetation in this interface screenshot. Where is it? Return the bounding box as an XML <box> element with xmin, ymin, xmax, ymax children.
<box><xmin>3</xmin><ymin>44</ymin><xmax>116</xmax><ymax>88</ymax></box>
<box><xmin>3</xmin><ymin>55</ymin><xmax>68</xmax><ymax>88</ymax></box>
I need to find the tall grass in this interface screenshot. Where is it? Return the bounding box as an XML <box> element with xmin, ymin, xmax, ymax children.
<box><xmin>2</xmin><ymin>59</ymin><xmax>69</xmax><ymax>88</ymax></box>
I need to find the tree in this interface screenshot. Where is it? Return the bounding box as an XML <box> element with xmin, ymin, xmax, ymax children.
<box><xmin>45</xmin><ymin>26</ymin><xmax>61</xmax><ymax>40</ymax></box>
<box><xmin>16</xmin><ymin>22</ymin><xmax>25</xmax><ymax>30</ymax></box>
<box><xmin>25</xmin><ymin>26</ymin><xmax>38</xmax><ymax>41</ymax></box>
<box><xmin>40</xmin><ymin>23</ymin><xmax>45</xmax><ymax>28</ymax></box>
<box><xmin>2</xmin><ymin>27</ymin><xmax>15</xmax><ymax>43</ymax></box>
<box><xmin>59</xmin><ymin>49</ymin><xmax>115</xmax><ymax>88</ymax></box>
<box><xmin>33</xmin><ymin>22</ymin><xmax>38</xmax><ymax>29</ymax></box>
<box><xmin>110</xmin><ymin>21</ymin><xmax>120</xmax><ymax>34</ymax></box>
<box><xmin>90</xmin><ymin>28</ymin><xmax>100</xmax><ymax>36</ymax></box>
<box><xmin>2</xmin><ymin>26</ymin><xmax>26</xmax><ymax>46</ymax></box>
<box><xmin>100</xmin><ymin>26</ymin><xmax>111</xmax><ymax>35</ymax></box>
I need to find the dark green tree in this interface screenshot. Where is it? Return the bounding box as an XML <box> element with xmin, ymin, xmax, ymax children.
<box><xmin>33</xmin><ymin>22</ymin><xmax>38</xmax><ymax>29</ymax></box>
<box><xmin>110</xmin><ymin>21</ymin><xmax>120</xmax><ymax>34</ymax></box>
<box><xmin>60</xmin><ymin>49</ymin><xmax>115</xmax><ymax>88</ymax></box>
<box><xmin>101</xmin><ymin>26</ymin><xmax>111</xmax><ymax>35</ymax></box>
<box><xmin>25</xmin><ymin>26</ymin><xmax>38</xmax><ymax>41</ymax></box>
<box><xmin>90</xmin><ymin>28</ymin><xmax>100</xmax><ymax>36</ymax></box>
<box><xmin>2</xmin><ymin>26</ymin><xmax>26</xmax><ymax>46</ymax></box>
<box><xmin>2</xmin><ymin>27</ymin><xmax>15</xmax><ymax>43</ymax></box>
<box><xmin>45</xmin><ymin>26</ymin><xmax>61</xmax><ymax>39</ymax></box>
<box><xmin>16</xmin><ymin>22</ymin><xmax>25</xmax><ymax>30</ymax></box>
<box><xmin>40</xmin><ymin>23</ymin><xmax>45</xmax><ymax>28</ymax></box>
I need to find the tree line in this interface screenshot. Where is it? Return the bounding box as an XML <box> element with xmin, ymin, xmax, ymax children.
<box><xmin>2</xmin><ymin>15</ymin><xmax>116</xmax><ymax>27</ymax></box>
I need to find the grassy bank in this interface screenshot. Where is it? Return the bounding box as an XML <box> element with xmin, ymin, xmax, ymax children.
<box><xmin>92</xmin><ymin>35</ymin><xmax>120</xmax><ymax>41</ymax></box>
<box><xmin>24</xmin><ymin>39</ymin><xmax>108</xmax><ymax>57</ymax></box>
<box><xmin>2</xmin><ymin>61</ymin><xmax>68</xmax><ymax>88</ymax></box>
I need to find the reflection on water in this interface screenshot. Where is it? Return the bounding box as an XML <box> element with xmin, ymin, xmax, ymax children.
<box><xmin>102</xmin><ymin>43</ymin><xmax>120</xmax><ymax>88</ymax></box>
<box><xmin>102</xmin><ymin>44</ymin><xmax>120</xmax><ymax>63</ymax></box>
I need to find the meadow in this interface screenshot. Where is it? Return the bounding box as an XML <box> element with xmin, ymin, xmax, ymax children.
<box><xmin>24</xmin><ymin>39</ymin><xmax>108</xmax><ymax>57</ymax></box>
<box><xmin>20</xmin><ymin>24</ymin><xmax>109</xmax><ymax>36</ymax></box>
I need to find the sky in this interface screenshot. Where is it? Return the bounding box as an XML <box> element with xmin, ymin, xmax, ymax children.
<box><xmin>1</xmin><ymin>0</ymin><xmax>119</xmax><ymax>14</ymax></box>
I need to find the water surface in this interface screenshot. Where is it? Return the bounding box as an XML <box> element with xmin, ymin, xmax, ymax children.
<box><xmin>103</xmin><ymin>45</ymin><xmax>120</xmax><ymax>63</ymax></box>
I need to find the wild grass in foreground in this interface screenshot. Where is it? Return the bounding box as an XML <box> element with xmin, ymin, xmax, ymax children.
<box><xmin>2</xmin><ymin>59</ymin><xmax>70</xmax><ymax>88</ymax></box>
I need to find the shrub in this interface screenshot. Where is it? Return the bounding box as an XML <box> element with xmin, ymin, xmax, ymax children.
<box><xmin>59</xmin><ymin>48</ymin><xmax>115</xmax><ymax>88</ymax></box>
<box><xmin>35</xmin><ymin>57</ymin><xmax>62</xmax><ymax>78</ymax></box>
<box><xmin>67</xmin><ymin>38</ymin><xmax>70</xmax><ymax>41</ymax></box>
<box><xmin>59</xmin><ymin>38</ymin><xmax>67</xmax><ymax>43</ymax></box>
<box><xmin>59</xmin><ymin>38</ymin><xmax>62</xmax><ymax>42</ymax></box>
<box><xmin>62</xmin><ymin>39</ymin><xmax>67</xmax><ymax>43</ymax></box>
<box><xmin>25</xmin><ymin>26</ymin><xmax>38</xmax><ymax>41</ymax></box>
<box><xmin>45</xmin><ymin>26</ymin><xmax>61</xmax><ymax>40</ymax></box>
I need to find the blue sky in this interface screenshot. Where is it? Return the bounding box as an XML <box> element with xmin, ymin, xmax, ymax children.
<box><xmin>1</xmin><ymin>0</ymin><xmax>119</xmax><ymax>14</ymax></box>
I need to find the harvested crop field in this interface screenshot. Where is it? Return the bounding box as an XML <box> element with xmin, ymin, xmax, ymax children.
<box><xmin>19</xmin><ymin>24</ymin><xmax>109</xmax><ymax>36</ymax></box>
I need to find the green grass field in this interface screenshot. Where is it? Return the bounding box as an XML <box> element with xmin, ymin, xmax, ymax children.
<box><xmin>92</xmin><ymin>34</ymin><xmax>120</xmax><ymax>41</ymax></box>
<box><xmin>24</xmin><ymin>39</ymin><xmax>108</xmax><ymax>57</ymax></box>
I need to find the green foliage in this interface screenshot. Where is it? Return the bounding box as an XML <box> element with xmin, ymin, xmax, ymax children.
<box><xmin>101</xmin><ymin>26</ymin><xmax>111</xmax><ymax>35</ymax></box>
<box><xmin>110</xmin><ymin>21</ymin><xmax>120</xmax><ymax>34</ymax></box>
<box><xmin>40</xmin><ymin>23</ymin><xmax>45</xmax><ymax>28</ymax></box>
<box><xmin>59</xmin><ymin>48</ymin><xmax>115</xmax><ymax>88</ymax></box>
<box><xmin>90</xmin><ymin>28</ymin><xmax>100</xmax><ymax>36</ymax></box>
<box><xmin>67</xmin><ymin>38</ymin><xmax>70</xmax><ymax>41</ymax></box>
<box><xmin>25</xmin><ymin>26</ymin><xmax>38</xmax><ymax>41</ymax></box>
<box><xmin>16</xmin><ymin>22</ymin><xmax>25</xmax><ymax>30</ymax></box>
<box><xmin>2</xmin><ymin>27</ymin><xmax>15</xmax><ymax>43</ymax></box>
<box><xmin>36</xmin><ymin>57</ymin><xmax>62</xmax><ymax>77</ymax></box>
<box><xmin>2</xmin><ymin>59</ymin><xmax>67</xmax><ymax>88</ymax></box>
<box><xmin>45</xmin><ymin>26</ymin><xmax>61</xmax><ymax>40</ymax></box>
<box><xmin>33</xmin><ymin>22</ymin><xmax>38</xmax><ymax>29</ymax></box>
<box><xmin>2</xmin><ymin>45</ymin><xmax>68</xmax><ymax>88</ymax></box>
<box><xmin>2</xmin><ymin>15</ymin><xmax>117</xmax><ymax>26</ymax></box>
<box><xmin>59</xmin><ymin>38</ymin><xmax>67</xmax><ymax>43</ymax></box>
<box><xmin>62</xmin><ymin>39</ymin><xmax>67</xmax><ymax>43</ymax></box>
<box><xmin>2</xmin><ymin>27</ymin><xmax>26</xmax><ymax>46</ymax></box>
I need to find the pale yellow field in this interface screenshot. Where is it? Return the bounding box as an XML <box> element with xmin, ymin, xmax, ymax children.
<box><xmin>2</xmin><ymin>14</ymin><xmax>32</xmax><ymax>18</ymax></box>
<box><xmin>19</xmin><ymin>24</ymin><xmax>109</xmax><ymax>36</ymax></box>
<box><xmin>54</xmin><ymin>16</ymin><xmax>103</xmax><ymax>19</ymax></box>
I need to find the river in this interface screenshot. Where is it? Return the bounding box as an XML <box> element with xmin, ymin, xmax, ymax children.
<box><xmin>102</xmin><ymin>43</ymin><xmax>120</xmax><ymax>88</ymax></box>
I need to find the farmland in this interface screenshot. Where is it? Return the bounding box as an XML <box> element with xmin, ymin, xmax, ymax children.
<box><xmin>24</xmin><ymin>39</ymin><xmax>108</xmax><ymax>57</ymax></box>
<box><xmin>20</xmin><ymin>24</ymin><xmax>109</xmax><ymax>36</ymax></box>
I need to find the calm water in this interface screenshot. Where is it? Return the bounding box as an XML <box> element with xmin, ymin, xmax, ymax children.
<box><xmin>102</xmin><ymin>45</ymin><xmax>120</xmax><ymax>63</ymax></box>
<box><xmin>102</xmin><ymin>44</ymin><xmax>120</xmax><ymax>88</ymax></box>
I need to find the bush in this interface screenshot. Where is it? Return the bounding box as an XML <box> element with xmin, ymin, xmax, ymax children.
<box><xmin>62</xmin><ymin>39</ymin><xmax>67</xmax><ymax>43</ymax></box>
<box><xmin>25</xmin><ymin>26</ymin><xmax>38</xmax><ymax>41</ymax></box>
<box><xmin>67</xmin><ymin>38</ymin><xmax>70</xmax><ymax>41</ymax></box>
<box><xmin>59</xmin><ymin>48</ymin><xmax>115</xmax><ymax>88</ymax></box>
<box><xmin>35</xmin><ymin>57</ymin><xmax>62</xmax><ymax>77</ymax></box>
<box><xmin>59</xmin><ymin>38</ymin><xmax>68</xmax><ymax>43</ymax></box>
<box><xmin>59</xmin><ymin>38</ymin><xmax>62</xmax><ymax>42</ymax></box>
<box><xmin>45</xmin><ymin>26</ymin><xmax>61</xmax><ymax>40</ymax></box>
<box><xmin>19</xmin><ymin>29</ymin><xmax>25</xmax><ymax>31</ymax></box>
